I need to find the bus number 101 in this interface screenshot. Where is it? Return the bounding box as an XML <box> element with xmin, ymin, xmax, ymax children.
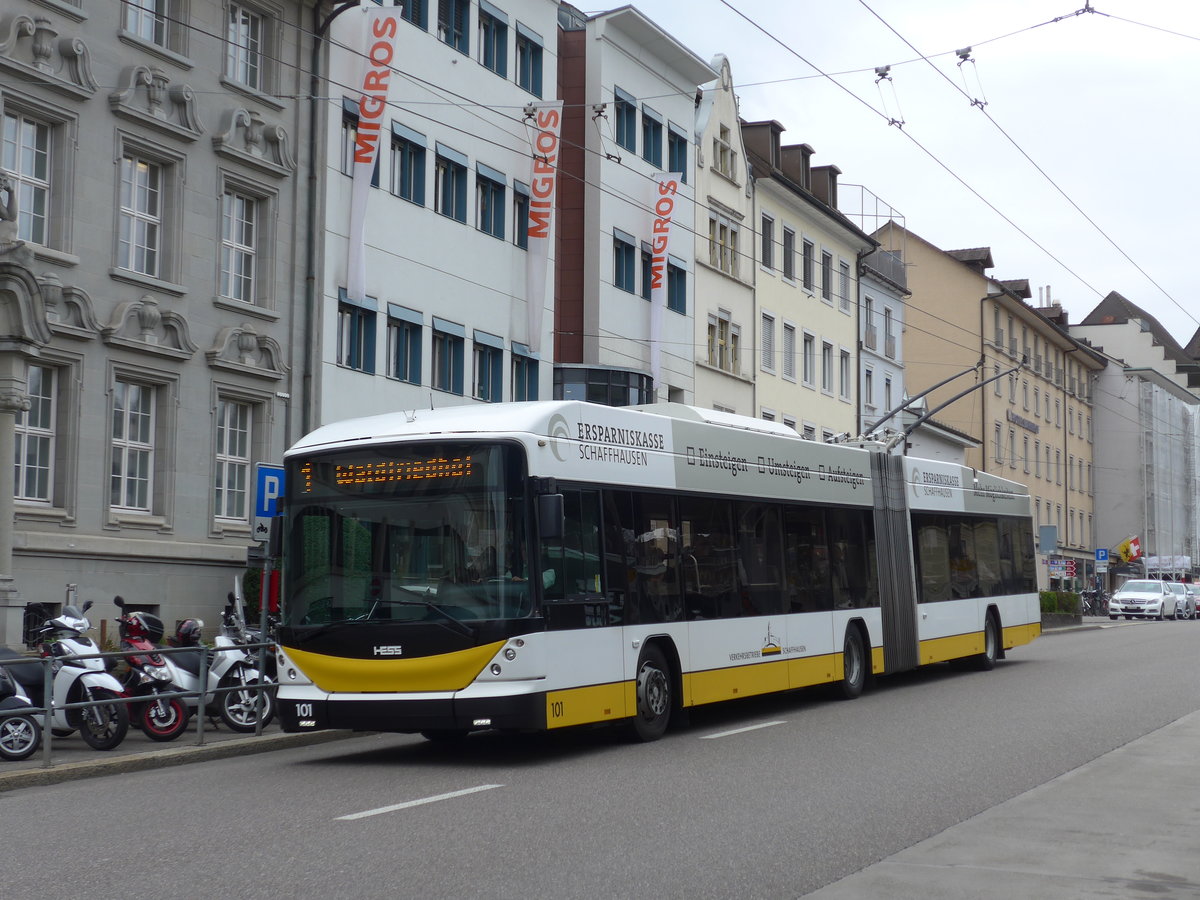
<box><xmin>549</xmin><ymin>701</ymin><xmax>564</xmax><ymax>719</ymax></box>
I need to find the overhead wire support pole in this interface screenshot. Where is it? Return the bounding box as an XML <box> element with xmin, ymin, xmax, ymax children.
<box><xmin>866</xmin><ymin>356</ymin><xmax>984</xmax><ymax>434</ymax></box>
<box><xmin>903</xmin><ymin>361</ymin><xmax>1023</xmax><ymax>438</ymax></box>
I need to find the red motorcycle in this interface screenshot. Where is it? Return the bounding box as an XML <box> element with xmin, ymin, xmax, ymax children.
<box><xmin>114</xmin><ymin>597</ymin><xmax>190</xmax><ymax>742</ymax></box>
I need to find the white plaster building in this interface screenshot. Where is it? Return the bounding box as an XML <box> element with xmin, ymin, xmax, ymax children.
<box><xmin>314</xmin><ymin>0</ymin><xmax>560</xmax><ymax>432</ymax></box>
<box><xmin>691</xmin><ymin>54</ymin><xmax>754</xmax><ymax>416</ymax></box>
<box><xmin>554</xmin><ymin>4</ymin><xmax>715</xmax><ymax>405</ymax></box>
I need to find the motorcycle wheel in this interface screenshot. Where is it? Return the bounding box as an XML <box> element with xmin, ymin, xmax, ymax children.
<box><xmin>78</xmin><ymin>687</ymin><xmax>129</xmax><ymax>751</ymax></box>
<box><xmin>218</xmin><ymin>669</ymin><xmax>275</xmax><ymax>733</ymax></box>
<box><xmin>139</xmin><ymin>694</ymin><xmax>190</xmax><ymax>742</ymax></box>
<box><xmin>0</xmin><ymin>713</ymin><xmax>41</xmax><ymax>761</ymax></box>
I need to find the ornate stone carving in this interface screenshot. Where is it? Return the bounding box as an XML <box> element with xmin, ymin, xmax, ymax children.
<box><xmin>0</xmin><ymin>15</ymin><xmax>97</xmax><ymax>98</ymax></box>
<box><xmin>109</xmin><ymin>65</ymin><xmax>204</xmax><ymax>140</ymax></box>
<box><xmin>0</xmin><ymin>173</ymin><xmax>21</xmax><ymax>254</ymax></box>
<box><xmin>206</xmin><ymin>323</ymin><xmax>288</xmax><ymax>380</ymax></box>
<box><xmin>102</xmin><ymin>294</ymin><xmax>196</xmax><ymax>359</ymax></box>
<box><xmin>45</xmin><ymin>283</ymin><xmax>100</xmax><ymax>340</ymax></box>
<box><xmin>212</xmin><ymin>108</ymin><xmax>296</xmax><ymax>177</ymax></box>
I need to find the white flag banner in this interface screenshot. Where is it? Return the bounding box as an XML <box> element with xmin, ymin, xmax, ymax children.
<box><xmin>648</xmin><ymin>172</ymin><xmax>683</xmax><ymax>393</ymax></box>
<box><xmin>346</xmin><ymin>6</ymin><xmax>401</xmax><ymax>304</ymax></box>
<box><xmin>524</xmin><ymin>101</ymin><xmax>563</xmax><ymax>354</ymax></box>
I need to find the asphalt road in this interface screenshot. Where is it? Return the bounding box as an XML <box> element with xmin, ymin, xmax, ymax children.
<box><xmin>2</xmin><ymin>620</ymin><xmax>1197</xmax><ymax>899</ymax></box>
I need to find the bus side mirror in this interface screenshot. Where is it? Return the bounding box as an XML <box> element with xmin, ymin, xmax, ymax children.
<box><xmin>538</xmin><ymin>493</ymin><xmax>564</xmax><ymax>541</ymax></box>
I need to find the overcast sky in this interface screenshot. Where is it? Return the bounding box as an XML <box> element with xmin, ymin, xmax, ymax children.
<box><xmin>622</xmin><ymin>0</ymin><xmax>1200</xmax><ymax>347</ymax></box>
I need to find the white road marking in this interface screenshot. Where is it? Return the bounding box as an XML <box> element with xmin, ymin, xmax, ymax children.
<box><xmin>337</xmin><ymin>784</ymin><xmax>505</xmax><ymax>821</ymax></box>
<box><xmin>699</xmin><ymin>720</ymin><xmax>786</xmax><ymax>740</ymax></box>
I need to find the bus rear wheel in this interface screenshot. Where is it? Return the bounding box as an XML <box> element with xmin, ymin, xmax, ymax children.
<box><xmin>971</xmin><ymin>615</ymin><xmax>999</xmax><ymax>671</ymax></box>
<box><xmin>630</xmin><ymin>645</ymin><xmax>671</xmax><ymax>742</ymax></box>
<box><xmin>836</xmin><ymin>628</ymin><xmax>866</xmax><ymax>700</ymax></box>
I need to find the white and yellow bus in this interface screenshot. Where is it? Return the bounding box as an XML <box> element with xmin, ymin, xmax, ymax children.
<box><xmin>276</xmin><ymin>401</ymin><xmax>1039</xmax><ymax>741</ymax></box>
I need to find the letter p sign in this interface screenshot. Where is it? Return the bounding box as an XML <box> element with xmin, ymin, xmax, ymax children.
<box><xmin>255</xmin><ymin>463</ymin><xmax>286</xmax><ymax>542</ymax></box>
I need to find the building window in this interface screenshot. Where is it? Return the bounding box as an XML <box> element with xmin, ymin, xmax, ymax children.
<box><xmin>512</xmin><ymin>347</ymin><xmax>538</xmax><ymax>401</ymax></box>
<box><xmin>641</xmin><ymin>108</ymin><xmax>663</xmax><ymax>167</ymax></box>
<box><xmin>516</xmin><ymin>24</ymin><xmax>543</xmax><ymax>97</ymax></box>
<box><xmin>782</xmin><ymin>228</ymin><xmax>795</xmax><ymax>281</ymax></box>
<box><xmin>432</xmin><ymin>323</ymin><xmax>465</xmax><ymax>395</ymax></box>
<box><xmin>337</xmin><ymin>296</ymin><xmax>376</xmax><ymax>373</ymax></box>
<box><xmin>111</xmin><ymin>380</ymin><xmax>155</xmax><ymax>512</ymax></box>
<box><xmin>708</xmin><ymin>311</ymin><xmax>740</xmax><ymax>373</ymax></box>
<box><xmin>884</xmin><ymin>376</ymin><xmax>893</xmax><ymax>410</ymax></box>
<box><xmin>782</xmin><ymin>323</ymin><xmax>796</xmax><ymax>381</ymax></box>
<box><xmin>613</xmin><ymin>232</ymin><xmax>636</xmax><ymax>293</ymax></box>
<box><xmin>639</xmin><ymin>245</ymin><xmax>653</xmax><ymax>300</ymax></box>
<box><xmin>760</xmin><ymin>313</ymin><xmax>775</xmax><ymax>373</ymax></box>
<box><xmin>390</xmin><ymin>125</ymin><xmax>426</xmax><ymax>205</ymax></box>
<box><xmin>1</xmin><ymin>112</ymin><xmax>50</xmax><ymax>246</ymax></box>
<box><xmin>513</xmin><ymin>182</ymin><xmax>530</xmax><ymax>249</ymax></box>
<box><xmin>402</xmin><ymin>0</ymin><xmax>427</xmax><ymax>29</ymax></box>
<box><xmin>802</xmin><ymin>424</ymin><xmax>816</xmax><ymax>441</ymax></box>
<box><xmin>123</xmin><ymin>0</ymin><xmax>181</xmax><ymax>51</ymax></box>
<box><xmin>386</xmin><ymin>309</ymin><xmax>421</xmax><ymax>384</ymax></box>
<box><xmin>802</xmin><ymin>332</ymin><xmax>815</xmax><ymax>386</ymax></box>
<box><xmin>760</xmin><ymin>214</ymin><xmax>774</xmax><ymax>269</ymax></box>
<box><xmin>839</xmin><ymin>260</ymin><xmax>851</xmax><ymax>312</ymax></box>
<box><xmin>863</xmin><ymin>367</ymin><xmax>874</xmax><ymax>408</ymax></box>
<box><xmin>438</xmin><ymin>0</ymin><xmax>469</xmax><ymax>53</ymax></box>
<box><xmin>479</xmin><ymin>6</ymin><xmax>507</xmax><ymax>77</ymax></box>
<box><xmin>821</xmin><ymin>341</ymin><xmax>833</xmax><ymax>393</ymax></box>
<box><xmin>668</xmin><ymin>126</ymin><xmax>687</xmax><ymax>181</ymax></box>
<box><xmin>1055</xmin><ymin>449</ymin><xmax>1062</xmax><ymax>484</ymax></box>
<box><xmin>708</xmin><ymin>215</ymin><xmax>739</xmax><ymax>277</ymax></box>
<box><xmin>883</xmin><ymin>308</ymin><xmax>895</xmax><ymax>358</ymax></box>
<box><xmin>219</xmin><ymin>190</ymin><xmax>256</xmax><ymax>304</ymax></box>
<box><xmin>994</xmin><ymin>422</ymin><xmax>1003</xmax><ymax>463</ymax></box>
<box><xmin>553</xmin><ymin>367</ymin><xmax>653</xmax><ymax>407</ymax></box>
<box><xmin>1008</xmin><ymin>429</ymin><xmax>1016</xmax><ymax>468</ymax></box>
<box><xmin>666</xmin><ymin>260</ymin><xmax>686</xmax><ymax>314</ymax></box>
<box><xmin>615</xmin><ymin>88</ymin><xmax>636</xmax><ymax>153</ymax></box>
<box><xmin>476</xmin><ymin>166</ymin><xmax>505</xmax><ymax>239</ymax></box>
<box><xmin>214</xmin><ymin>399</ymin><xmax>251</xmax><ymax>521</ymax></box>
<box><xmin>802</xmin><ymin>239</ymin><xmax>814</xmax><ymax>291</ymax></box>
<box><xmin>820</xmin><ymin>251</ymin><xmax>833</xmax><ymax>301</ymax></box>
<box><xmin>118</xmin><ymin>154</ymin><xmax>163</xmax><ymax>278</ymax></box>
<box><xmin>14</xmin><ymin>364</ymin><xmax>55</xmax><ymax>503</ymax></box>
<box><xmin>1035</xmin><ymin>440</ymin><xmax>1041</xmax><ymax>476</ymax></box>
<box><xmin>226</xmin><ymin>4</ymin><xmax>265</xmax><ymax>91</ymax></box>
<box><xmin>713</xmin><ymin>124</ymin><xmax>736</xmax><ymax>178</ymax></box>
<box><xmin>473</xmin><ymin>338</ymin><xmax>504</xmax><ymax>403</ymax></box>
<box><xmin>434</xmin><ymin>147</ymin><xmax>467</xmax><ymax>222</ymax></box>
<box><xmin>340</xmin><ymin>102</ymin><xmax>379</xmax><ymax>185</ymax></box>
<box><xmin>839</xmin><ymin>349</ymin><xmax>851</xmax><ymax>400</ymax></box>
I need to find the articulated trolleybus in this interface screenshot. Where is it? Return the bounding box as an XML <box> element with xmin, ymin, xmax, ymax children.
<box><xmin>276</xmin><ymin>401</ymin><xmax>1039</xmax><ymax>742</ymax></box>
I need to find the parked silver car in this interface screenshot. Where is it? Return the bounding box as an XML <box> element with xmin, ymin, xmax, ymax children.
<box><xmin>1109</xmin><ymin>580</ymin><xmax>1179</xmax><ymax>620</ymax></box>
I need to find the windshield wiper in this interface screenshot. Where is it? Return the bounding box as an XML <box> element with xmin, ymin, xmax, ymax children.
<box><xmin>367</xmin><ymin>596</ymin><xmax>475</xmax><ymax>638</ymax></box>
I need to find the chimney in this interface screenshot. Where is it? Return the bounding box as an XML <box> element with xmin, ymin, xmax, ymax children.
<box><xmin>811</xmin><ymin>164</ymin><xmax>841</xmax><ymax>208</ymax></box>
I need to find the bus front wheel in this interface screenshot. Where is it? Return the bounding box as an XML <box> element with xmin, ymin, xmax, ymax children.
<box><xmin>971</xmin><ymin>615</ymin><xmax>999</xmax><ymax>671</ymax></box>
<box><xmin>631</xmin><ymin>645</ymin><xmax>672</xmax><ymax>742</ymax></box>
<box><xmin>836</xmin><ymin>628</ymin><xmax>866</xmax><ymax>700</ymax></box>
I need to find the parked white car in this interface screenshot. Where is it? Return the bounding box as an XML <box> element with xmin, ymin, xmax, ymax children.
<box><xmin>1109</xmin><ymin>580</ymin><xmax>1179</xmax><ymax>620</ymax></box>
<box><xmin>1169</xmin><ymin>583</ymin><xmax>1194</xmax><ymax>620</ymax></box>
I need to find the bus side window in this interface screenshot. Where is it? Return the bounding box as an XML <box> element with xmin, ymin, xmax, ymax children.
<box><xmin>539</xmin><ymin>490</ymin><xmax>607</xmax><ymax>625</ymax></box>
<box><xmin>630</xmin><ymin>492</ymin><xmax>682</xmax><ymax>624</ymax></box>
<box><xmin>735</xmin><ymin>502</ymin><xmax>786</xmax><ymax>616</ymax></box>
<box><xmin>679</xmin><ymin>496</ymin><xmax>736</xmax><ymax>619</ymax></box>
<box><xmin>603</xmin><ymin>491</ymin><xmax>634</xmax><ymax>624</ymax></box>
<box><xmin>783</xmin><ymin>506</ymin><xmax>833</xmax><ymax>612</ymax></box>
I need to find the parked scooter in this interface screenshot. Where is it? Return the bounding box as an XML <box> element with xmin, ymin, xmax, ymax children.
<box><xmin>0</xmin><ymin>655</ymin><xmax>42</xmax><ymax>761</ymax></box>
<box><xmin>165</xmin><ymin>608</ymin><xmax>275</xmax><ymax>733</ymax></box>
<box><xmin>31</xmin><ymin>601</ymin><xmax>129</xmax><ymax>750</ymax></box>
<box><xmin>113</xmin><ymin>597</ymin><xmax>190</xmax><ymax>742</ymax></box>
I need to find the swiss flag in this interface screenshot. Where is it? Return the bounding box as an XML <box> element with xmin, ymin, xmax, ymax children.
<box><xmin>1129</xmin><ymin>537</ymin><xmax>1143</xmax><ymax>560</ymax></box>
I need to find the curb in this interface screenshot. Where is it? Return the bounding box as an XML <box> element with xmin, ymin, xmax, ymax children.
<box><xmin>0</xmin><ymin>729</ymin><xmax>365</xmax><ymax>794</ymax></box>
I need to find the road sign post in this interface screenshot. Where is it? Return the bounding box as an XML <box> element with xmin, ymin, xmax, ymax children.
<box><xmin>254</xmin><ymin>463</ymin><xmax>285</xmax><ymax>542</ymax></box>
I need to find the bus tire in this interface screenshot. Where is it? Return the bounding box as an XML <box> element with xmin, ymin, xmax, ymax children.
<box><xmin>972</xmin><ymin>614</ymin><xmax>999</xmax><ymax>671</ymax></box>
<box><xmin>630</xmin><ymin>645</ymin><xmax>672</xmax><ymax>742</ymax></box>
<box><xmin>836</xmin><ymin>627</ymin><xmax>866</xmax><ymax>700</ymax></box>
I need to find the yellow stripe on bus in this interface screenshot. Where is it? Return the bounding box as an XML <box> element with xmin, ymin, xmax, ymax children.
<box><xmin>545</xmin><ymin>682</ymin><xmax>629</xmax><ymax>729</ymax></box>
<box><xmin>284</xmin><ymin>641</ymin><xmax>505</xmax><ymax>693</ymax></box>
<box><xmin>920</xmin><ymin>620</ymin><xmax>1041</xmax><ymax>666</ymax></box>
<box><xmin>1003</xmin><ymin>622</ymin><xmax>1041</xmax><ymax>648</ymax></box>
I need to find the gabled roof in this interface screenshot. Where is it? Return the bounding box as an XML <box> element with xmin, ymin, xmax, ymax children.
<box><xmin>1079</xmin><ymin>291</ymin><xmax>1194</xmax><ymax>366</ymax></box>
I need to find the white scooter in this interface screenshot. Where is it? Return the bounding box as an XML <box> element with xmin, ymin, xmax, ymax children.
<box><xmin>162</xmin><ymin>601</ymin><xmax>274</xmax><ymax>733</ymax></box>
<box><xmin>31</xmin><ymin>601</ymin><xmax>129</xmax><ymax>750</ymax></box>
<box><xmin>0</xmin><ymin>655</ymin><xmax>42</xmax><ymax>761</ymax></box>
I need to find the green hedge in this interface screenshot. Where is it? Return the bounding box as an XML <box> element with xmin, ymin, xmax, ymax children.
<box><xmin>1040</xmin><ymin>590</ymin><xmax>1080</xmax><ymax>615</ymax></box>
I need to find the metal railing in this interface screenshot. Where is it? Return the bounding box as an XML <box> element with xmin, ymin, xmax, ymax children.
<box><xmin>0</xmin><ymin>639</ymin><xmax>276</xmax><ymax>770</ymax></box>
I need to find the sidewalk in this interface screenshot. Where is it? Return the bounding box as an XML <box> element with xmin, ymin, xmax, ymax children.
<box><xmin>807</xmin><ymin>708</ymin><xmax>1200</xmax><ymax>898</ymax></box>
<box><xmin>0</xmin><ymin>717</ymin><xmax>362</xmax><ymax>793</ymax></box>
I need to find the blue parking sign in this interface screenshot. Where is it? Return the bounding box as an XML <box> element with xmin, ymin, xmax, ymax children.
<box><xmin>255</xmin><ymin>464</ymin><xmax>285</xmax><ymax>541</ymax></box>
<box><xmin>1095</xmin><ymin>548</ymin><xmax>1108</xmax><ymax>562</ymax></box>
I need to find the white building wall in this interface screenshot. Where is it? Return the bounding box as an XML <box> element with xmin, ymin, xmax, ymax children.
<box><xmin>320</xmin><ymin>0</ymin><xmax>560</xmax><ymax>426</ymax></box>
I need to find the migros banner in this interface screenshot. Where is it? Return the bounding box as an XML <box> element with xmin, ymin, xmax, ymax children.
<box><xmin>524</xmin><ymin>101</ymin><xmax>563</xmax><ymax>354</ymax></box>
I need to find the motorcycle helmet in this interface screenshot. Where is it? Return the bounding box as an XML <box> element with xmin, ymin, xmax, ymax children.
<box><xmin>176</xmin><ymin>618</ymin><xmax>204</xmax><ymax>647</ymax></box>
<box><xmin>129</xmin><ymin>611</ymin><xmax>165</xmax><ymax>644</ymax></box>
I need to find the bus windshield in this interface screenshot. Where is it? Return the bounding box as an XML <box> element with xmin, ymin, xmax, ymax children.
<box><xmin>283</xmin><ymin>442</ymin><xmax>532</xmax><ymax>628</ymax></box>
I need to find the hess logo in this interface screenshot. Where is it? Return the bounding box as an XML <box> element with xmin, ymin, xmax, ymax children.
<box><xmin>373</xmin><ymin>645</ymin><xmax>403</xmax><ymax>656</ymax></box>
